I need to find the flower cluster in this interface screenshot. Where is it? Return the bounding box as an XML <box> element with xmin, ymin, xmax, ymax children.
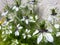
<box><xmin>0</xmin><ymin>0</ymin><xmax>60</xmax><ymax>45</ymax></box>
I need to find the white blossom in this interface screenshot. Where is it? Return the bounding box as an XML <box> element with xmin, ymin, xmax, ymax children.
<box><xmin>1</xmin><ymin>11</ymin><xmax>8</xmax><ymax>16</ymax></box>
<box><xmin>15</xmin><ymin>30</ymin><xmax>19</xmax><ymax>36</ymax></box>
<box><xmin>12</xmin><ymin>6</ymin><xmax>19</xmax><ymax>11</ymax></box>
<box><xmin>56</xmin><ymin>32</ymin><xmax>60</xmax><ymax>37</ymax></box>
<box><xmin>54</xmin><ymin>24</ymin><xmax>60</xmax><ymax>28</ymax></box>
<box><xmin>22</xmin><ymin>33</ymin><xmax>26</xmax><ymax>39</ymax></box>
<box><xmin>17</xmin><ymin>24</ymin><xmax>23</xmax><ymax>30</ymax></box>
<box><xmin>35</xmin><ymin>15</ymin><xmax>38</xmax><ymax>20</ymax></box>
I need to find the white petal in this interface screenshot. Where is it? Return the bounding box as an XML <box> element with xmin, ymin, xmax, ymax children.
<box><xmin>25</xmin><ymin>19</ymin><xmax>29</xmax><ymax>24</ymax></box>
<box><xmin>12</xmin><ymin>6</ymin><xmax>16</xmax><ymax>10</ymax></box>
<box><xmin>18</xmin><ymin>26</ymin><xmax>23</xmax><ymax>30</ymax></box>
<box><xmin>9</xmin><ymin>30</ymin><xmax>12</xmax><ymax>34</ymax></box>
<box><xmin>37</xmin><ymin>33</ymin><xmax>43</xmax><ymax>44</ymax></box>
<box><xmin>27</xmin><ymin>34</ymin><xmax>31</xmax><ymax>38</ymax></box>
<box><xmin>44</xmin><ymin>33</ymin><xmax>53</xmax><ymax>42</ymax></box>
<box><xmin>15</xmin><ymin>31</ymin><xmax>19</xmax><ymax>36</ymax></box>
<box><xmin>54</xmin><ymin>24</ymin><xmax>60</xmax><ymax>28</ymax></box>
<box><xmin>29</xmin><ymin>16</ymin><xmax>33</xmax><ymax>20</ymax></box>
<box><xmin>15</xmin><ymin>7</ymin><xmax>19</xmax><ymax>11</ymax></box>
<box><xmin>56</xmin><ymin>32</ymin><xmax>60</xmax><ymax>37</ymax></box>
<box><xmin>33</xmin><ymin>30</ymin><xmax>39</xmax><ymax>35</ymax></box>
<box><xmin>22</xmin><ymin>33</ymin><xmax>26</xmax><ymax>39</ymax></box>
<box><xmin>17</xmin><ymin>24</ymin><xmax>20</xmax><ymax>27</ymax></box>
<box><xmin>35</xmin><ymin>15</ymin><xmax>38</xmax><ymax>20</ymax></box>
<box><xmin>29</xmin><ymin>20</ymin><xmax>36</xmax><ymax>22</ymax></box>
<box><xmin>47</xmin><ymin>16</ymin><xmax>53</xmax><ymax>22</ymax></box>
<box><xmin>47</xmin><ymin>28</ymin><xmax>53</xmax><ymax>32</ymax></box>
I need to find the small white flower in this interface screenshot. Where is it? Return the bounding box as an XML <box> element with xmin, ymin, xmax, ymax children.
<box><xmin>54</xmin><ymin>24</ymin><xmax>60</xmax><ymax>28</ymax></box>
<box><xmin>56</xmin><ymin>32</ymin><xmax>60</xmax><ymax>37</ymax></box>
<box><xmin>12</xmin><ymin>6</ymin><xmax>19</xmax><ymax>11</ymax></box>
<box><xmin>47</xmin><ymin>16</ymin><xmax>53</xmax><ymax>22</ymax></box>
<box><xmin>37</xmin><ymin>32</ymin><xmax>53</xmax><ymax>44</ymax></box>
<box><xmin>12</xmin><ymin>6</ymin><xmax>16</xmax><ymax>10</ymax></box>
<box><xmin>17</xmin><ymin>24</ymin><xmax>23</xmax><ymax>30</ymax></box>
<box><xmin>15</xmin><ymin>40</ymin><xmax>19</xmax><ymax>44</ymax></box>
<box><xmin>18</xmin><ymin>26</ymin><xmax>23</xmax><ymax>30</ymax></box>
<box><xmin>25</xmin><ymin>29</ymin><xmax>30</xmax><ymax>33</ymax></box>
<box><xmin>2</xmin><ymin>31</ymin><xmax>4</xmax><ymax>34</ymax></box>
<box><xmin>1</xmin><ymin>11</ymin><xmax>8</xmax><ymax>16</ymax></box>
<box><xmin>29</xmin><ymin>16</ymin><xmax>33</xmax><ymax>20</ymax></box>
<box><xmin>35</xmin><ymin>15</ymin><xmax>38</xmax><ymax>20</ymax></box>
<box><xmin>9</xmin><ymin>30</ymin><xmax>12</xmax><ymax>34</ymax></box>
<box><xmin>27</xmin><ymin>34</ymin><xmax>31</xmax><ymax>38</ymax></box>
<box><xmin>15</xmin><ymin>31</ymin><xmax>19</xmax><ymax>36</ymax></box>
<box><xmin>22</xmin><ymin>33</ymin><xmax>26</xmax><ymax>39</ymax></box>
<box><xmin>15</xmin><ymin>7</ymin><xmax>19</xmax><ymax>11</ymax></box>
<box><xmin>29</xmin><ymin>16</ymin><xmax>36</xmax><ymax>22</ymax></box>
<box><xmin>21</xmin><ymin>17</ymin><xmax>25</xmax><ymax>21</ymax></box>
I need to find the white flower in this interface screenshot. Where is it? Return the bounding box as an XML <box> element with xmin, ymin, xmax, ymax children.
<box><xmin>1</xmin><ymin>11</ymin><xmax>8</xmax><ymax>16</ymax></box>
<box><xmin>35</xmin><ymin>15</ymin><xmax>38</xmax><ymax>20</ymax></box>
<box><xmin>29</xmin><ymin>16</ymin><xmax>36</xmax><ymax>22</ymax></box>
<box><xmin>22</xmin><ymin>33</ymin><xmax>26</xmax><ymax>39</ymax></box>
<box><xmin>47</xmin><ymin>16</ymin><xmax>53</xmax><ymax>22</ymax></box>
<box><xmin>56</xmin><ymin>32</ymin><xmax>60</xmax><ymax>37</ymax></box>
<box><xmin>21</xmin><ymin>16</ymin><xmax>29</xmax><ymax>24</ymax></box>
<box><xmin>37</xmin><ymin>32</ymin><xmax>53</xmax><ymax>44</ymax></box>
<box><xmin>15</xmin><ymin>30</ymin><xmax>19</xmax><ymax>36</ymax></box>
<box><xmin>27</xmin><ymin>34</ymin><xmax>31</xmax><ymax>38</ymax></box>
<box><xmin>25</xmin><ymin>29</ymin><xmax>30</xmax><ymax>33</ymax></box>
<box><xmin>17</xmin><ymin>24</ymin><xmax>23</xmax><ymax>30</ymax></box>
<box><xmin>9</xmin><ymin>30</ymin><xmax>12</xmax><ymax>34</ymax></box>
<box><xmin>22</xmin><ymin>29</ymin><xmax>31</xmax><ymax>39</ymax></box>
<box><xmin>54</xmin><ymin>24</ymin><xmax>60</xmax><ymax>28</ymax></box>
<box><xmin>12</xmin><ymin>6</ymin><xmax>19</xmax><ymax>11</ymax></box>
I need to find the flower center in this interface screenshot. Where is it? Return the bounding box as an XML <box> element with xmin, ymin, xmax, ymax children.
<box><xmin>39</xmin><ymin>29</ymin><xmax>48</xmax><ymax>33</ymax></box>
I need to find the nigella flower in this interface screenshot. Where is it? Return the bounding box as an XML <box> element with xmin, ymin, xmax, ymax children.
<box><xmin>12</xmin><ymin>6</ymin><xmax>19</xmax><ymax>11</ymax></box>
<box><xmin>22</xmin><ymin>29</ymin><xmax>31</xmax><ymax>39</ymax></box>
<box><xmin>54</xmin><ymin>24</ymin><xmax>60</xmax><ymax>37</ymax></box>
<box><xmin>56</xmin><ymin>32</ymin><xmax>60</xmax><ymax>37</ymax></box>
<box><xmin>15</xmin><ymin>24</ymin><xmax>23</xmax><ymax>36</ymax></box>
<box><xmin>1</xmin><ymin>11</ymin><xmax>8</xmax><ymax>16</ymax></box>
<box><xmin>54</xmin><ymin>24</ymin><xmax>60</xmax><ymax>28</ymax></box>
<box><xmin>21</xmin><ymin>16</ymin><xmax>36</xmax><ymax>24</ymax></box>
<box><xmin>33</xmin><ymin>29</ymin><xmax>53</xmax><ymax>44</ymax></box>
<box><xmin>21</xmin><ymin>16</ymin><xmax>29</xmax><ymax>24</ymax></box>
